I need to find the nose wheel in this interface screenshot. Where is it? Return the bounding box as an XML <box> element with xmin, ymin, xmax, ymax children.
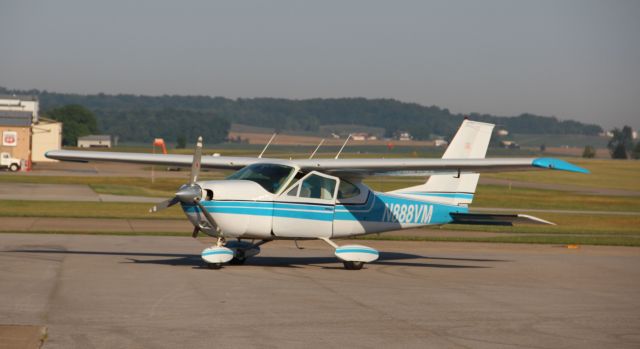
<box><xmin>201</xmin><ymin>238</ymin><xmax>271</xmax><ymax>269</ymax></box>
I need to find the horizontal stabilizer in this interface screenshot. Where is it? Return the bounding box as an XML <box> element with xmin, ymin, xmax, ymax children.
<box><xmin>450</xmin><ymin>213</ymin><xmax>555</xmax><ymax>226</ymax></box>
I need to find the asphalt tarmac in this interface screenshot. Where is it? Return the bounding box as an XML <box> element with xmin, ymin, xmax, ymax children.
<box><xmin>1</xmin><ymin>234</ymin><xmax>639</xmax><ymax>348</ymax></box>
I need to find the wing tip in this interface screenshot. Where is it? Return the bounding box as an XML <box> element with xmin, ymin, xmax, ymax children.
<box><xmin>532</xmin><ymin>158</ymin><xmax>590</xmax><ymax>174</ymax></box>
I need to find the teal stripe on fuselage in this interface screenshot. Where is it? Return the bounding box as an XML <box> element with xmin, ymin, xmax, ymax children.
<box><xmin>185</xmin><ymin>205</ymin><xmax>273</xmax><ymax>217</ymax></box>
<box><xmin>402</xmin><ymin>192</ymin><xmax>474</xmax><ymax>199</ymax></box>
<box><xmin>198</xmin><ymin>200</ymin><xmax>332</xmax><ymax>212</ymax></box>
<box><xmin>184</xmin><ymin>202</ymin><xmax>334</xmax><ymax>221</ymax></box>
<box><xmin>274</xmin><ymin>202</ymin><xmax>333</xmax><ymax>211</ymax></box>
<box><xmin>182</xmin><ymin>192</ymin><xmax>465</xmax><ymax>225</ymax></box>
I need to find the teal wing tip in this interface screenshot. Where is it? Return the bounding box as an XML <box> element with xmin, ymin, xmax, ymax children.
<box><xmin>532</xmin><ymin>158</ymin><xmax>590</xmax><ymax>174</ymax></box>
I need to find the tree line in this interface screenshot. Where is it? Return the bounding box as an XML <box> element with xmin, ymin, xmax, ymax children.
<box><xmin>2</xmin><ymin>87</ymin><xmax>603</xmax><ymax>145</ymax></box>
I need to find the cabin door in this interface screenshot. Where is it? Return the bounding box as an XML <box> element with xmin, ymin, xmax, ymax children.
<box><xmin>272</xmin><ymin>171</ymin><xmax>339</xmax><ymax>238</ymax></box>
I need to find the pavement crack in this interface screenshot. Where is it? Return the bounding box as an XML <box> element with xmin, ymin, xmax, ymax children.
<box><xmin>42</xmin><ymin>251</ymin><xmax>66</xmax><ymax>324</ymax></box>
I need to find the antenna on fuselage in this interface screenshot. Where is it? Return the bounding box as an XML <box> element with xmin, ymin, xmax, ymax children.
<box><xmin>309</xmin><ymin>139</ymin><xmax>324</xmax><ymax>159</ymax></box>
<box><xmin>334</xmin><ymin>134</ymin><xmax>351</xmax><ymax>159</ymax></box>
<box><xmin>258</xmin><ymin>133</ymin><xmax>277</xmax><ymax>158</ymax></box>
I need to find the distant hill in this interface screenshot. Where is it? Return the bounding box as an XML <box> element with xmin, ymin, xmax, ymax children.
<box><xmin>1</xmin><ymin>87</ymin><xmax>603</xmax><ymax>144</ymax></box>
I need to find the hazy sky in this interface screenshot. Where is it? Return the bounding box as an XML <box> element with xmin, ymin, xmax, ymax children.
<box><xmin>1</xmin><ymin>0</ymin><xmax>639</xmax><ymax>129</ymax></box>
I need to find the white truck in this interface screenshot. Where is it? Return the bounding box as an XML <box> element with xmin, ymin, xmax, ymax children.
<box><xmin>0</xmin><ymin>152</ymin><xmax>21</xmax><ymax>171</ymax></box>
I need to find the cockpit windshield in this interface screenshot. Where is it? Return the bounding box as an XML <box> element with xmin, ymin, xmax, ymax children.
<box><xmin>226</xmin><ymin>163</ymin><xmax>295</xmax><ymax>193</ymax></box>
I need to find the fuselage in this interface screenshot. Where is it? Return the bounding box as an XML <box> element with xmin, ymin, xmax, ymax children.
<box><xmin>181</xmin><ymin>179</ymin><xmax>468</xmax><ymax>240</ymax></box>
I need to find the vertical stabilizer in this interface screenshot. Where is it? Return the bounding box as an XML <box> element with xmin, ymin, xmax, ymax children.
<box><xmin>392</xmin><ymin>120</ymin><xmax>494</xmax><ymax>206</ymax></box>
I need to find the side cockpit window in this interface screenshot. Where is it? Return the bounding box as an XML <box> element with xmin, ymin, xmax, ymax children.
<box><xmin>284</xmin><ymin>173</ymin><xmax>338</xmax><ymax>201</ymax></box>
<box><xmin>285</xmin><ymin>184</ymin><xmax>300</xmax><ymax>196</ymax></box>
<box><xmin>337</xmin><ymin>180</ymin><xmax>360</xmax><ymax>199</ymax></box>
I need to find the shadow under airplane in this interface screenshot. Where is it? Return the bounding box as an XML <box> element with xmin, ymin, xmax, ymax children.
<box><xmin>6</xmin><ymin>249</ymin><xmax>509</xmax><ymax>269</ymax></box>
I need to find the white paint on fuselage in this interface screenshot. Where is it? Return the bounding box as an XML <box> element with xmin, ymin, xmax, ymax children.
<box><xmin>182</xmin><ymin>179</ymin><xmax>465</xmax><ymax>240</ymax></box>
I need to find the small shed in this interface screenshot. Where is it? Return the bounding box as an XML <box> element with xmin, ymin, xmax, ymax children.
<box><xmin>78</xmin><ymin>135</ymin><xmax>112</xmax><ymax>148</ymax></box>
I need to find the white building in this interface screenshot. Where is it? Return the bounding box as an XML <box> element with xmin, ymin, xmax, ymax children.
<box><xmin>398</xmin><ymin>132</ymin><xmax>412</xmax><ymax>141</ymax></box>
<box><xmin>351</xmin><ymin>133</ymin><xmax>367</xmax><ymax>141</ymax></box>
<box><xmin>0</xmin><ymin>95</ymin><xmax>39</xmax><ymax>123</ymax></box>
<box><xmin>0</xmin><ymin>95</ymin><xmax>61</xmax><ymax>164</ymax></box>
<box><xmin>434</xmin><ymin>139</ymin><xmax>448</xmax><ymax>147</ymax></box>
<box><xmin>32</xmin><ymin>118</ymin><xmax>63</xmax><ymax>162</ymax></box>
<box><xmin>78</xmin><ymin>135</ymin><xmax>112</xmax><ymax>148</ymax></box>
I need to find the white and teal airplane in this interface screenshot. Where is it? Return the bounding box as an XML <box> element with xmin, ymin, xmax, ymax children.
<box><xmin>46</xmin><ymin>120</ymin><xmax>588</xmax><ymax>270</ymax></box>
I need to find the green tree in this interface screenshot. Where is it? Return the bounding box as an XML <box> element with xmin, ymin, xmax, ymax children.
<box><xmin>45</xmin><ymin>105</ymin><xmax>98</xmax><ymax>146</ymax></box>
<box><xmin>176</xmin><ymin>135</ymin><xmax>186</xmax><ymax>149</ymax></box>
<box><xmin>632</xmin><ymin>142</ymin><xmax>640</xmax><ymax>160</ymax></box>
<box><xmin>582</xmin><ymin>145</ymin><xmax>596</xmax><ymax>158</ymax></box>
<box><xmin>608</xmin><ymin>126</ymin><xmax>634</xmax><ymax>159</ymax></box>
<box><xmin>611</xmin><ymin>143</ymin><xmax>628</xmax><ymax>159</ymax></box>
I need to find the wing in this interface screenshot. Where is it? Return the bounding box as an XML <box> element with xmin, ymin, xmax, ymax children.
<box><xmin>46</xmin><ymin>150</ymin><xmax>589</xmax><ymax>176</ymax></box>
<box><xmin>46</xmin><ymin>150</ymin><xmax>266</xmax><ymax>170</ymax></box>
<box><xmin>294</xmin><ymin>157</ymin><xmax>589</xmax><ymax>176</ymax></box>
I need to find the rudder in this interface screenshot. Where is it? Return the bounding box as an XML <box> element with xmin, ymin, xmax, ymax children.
<box><xmin>391</xmin><ymin>120</ymin><xmax>494</xmax><ymax>206</ymax></box>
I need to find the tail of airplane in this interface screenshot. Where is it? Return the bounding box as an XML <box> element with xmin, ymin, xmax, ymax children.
<box><xmin>391</xmin><ymin>119</ymin><xmax>494</xmax><ymax>206</ymax></box>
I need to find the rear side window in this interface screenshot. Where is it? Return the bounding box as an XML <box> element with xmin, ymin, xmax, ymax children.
<box><xmin>338</xmin><ymin>180</ymin><xmax>360</xmax><ymax>199</ymax></box>
<box><xmin>299</xmin><ymin>174</ymin><xmax>336</xmax><ymax>200</ymax></box>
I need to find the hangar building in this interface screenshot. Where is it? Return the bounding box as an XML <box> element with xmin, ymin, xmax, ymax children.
<box><xmin>78</xmin><ymin>135</ymin><xmax>112</xmax><ymax>148</ymax></box>
<box><xmin>0</xmin><ymin>95</ymin><xmax>62</xmax><ymax>166</ymax></box>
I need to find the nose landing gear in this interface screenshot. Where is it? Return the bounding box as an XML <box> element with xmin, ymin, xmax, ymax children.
<box><xmin>201</xmin><ymin>238</ymin><xmax>272</xmax><ymax>269</ymax></box>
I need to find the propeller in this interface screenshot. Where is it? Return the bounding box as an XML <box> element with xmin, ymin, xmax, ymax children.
<box><xmin>149</xmin><ymin>136</ymin><xmax>203</xmax><ymax>213</ymax></box>
<box><xmin>149</xmin><ymin>197</ymin><xmax>179</xmax><ymax>213</ymax></box>
<box><xmin>149</xmin><ymin>136</ymin><xmax>217</xmax><ymax>238</ymax></box>
<box><xmin>189</xmin><ymin>136</ymin><xmax>203</xmax><ymax>185</ymax></box>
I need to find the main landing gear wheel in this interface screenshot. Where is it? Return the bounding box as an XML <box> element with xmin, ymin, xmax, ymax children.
<box><xmin>229</xmin><ymin>249</ymin><xmax>246</xmax><ymax>265</ymax></box>
<box><xmin>207</xmin><ymin>263</ymin><xmax>223</xmax><ymax>270</ymax></box>
<box><xmin>318</xmin><ymin>237</ymin><xmax>379</xmax><ymax>271</ymax></box>
<box><xmin>229</xmin><ymin>257</ymin><xmax>246</xmax><ymax>265</ymax></box>
<box><xmin>343</xmin><ymin>261</ymin><xmax>364</xmax><ymax>270</ymax></box>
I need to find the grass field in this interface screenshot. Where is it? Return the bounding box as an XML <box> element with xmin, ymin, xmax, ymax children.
<box><xmin>0</xmin><ymin>174</ymin><xmax>226</xmax><ymax>198</ymax></box>
<box><xmin>1</xmin><ymin>199</ymin><xmax>638</xmax><ymax>246</ymax></box>
<box><xmin>1</xmin><ymin>152</ymin><xmax>638</xmax><ymax>247</ymax></box>
<box><xmin>1</xmin><ymin>173</ymin><xmax>638</xmax><ymax>213</ymax></box>
<box><xmin>0</xmin><ymin>200</ymin><xmax>183</xmax><ymax>220</ymax></box>
<box><xmin>364</xmin><ymin>180</ymin><xmax>640</xmax><ymax>212</ymax></box>
<box><xmin>484</xmin><ymin>158</ymin><xmax>640</xmax><ymax>191</ymax></box>
<box><xmin>355</xmin><ymin>234</ymin><xmax>640</xmax><ymax>247</ymax></box>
